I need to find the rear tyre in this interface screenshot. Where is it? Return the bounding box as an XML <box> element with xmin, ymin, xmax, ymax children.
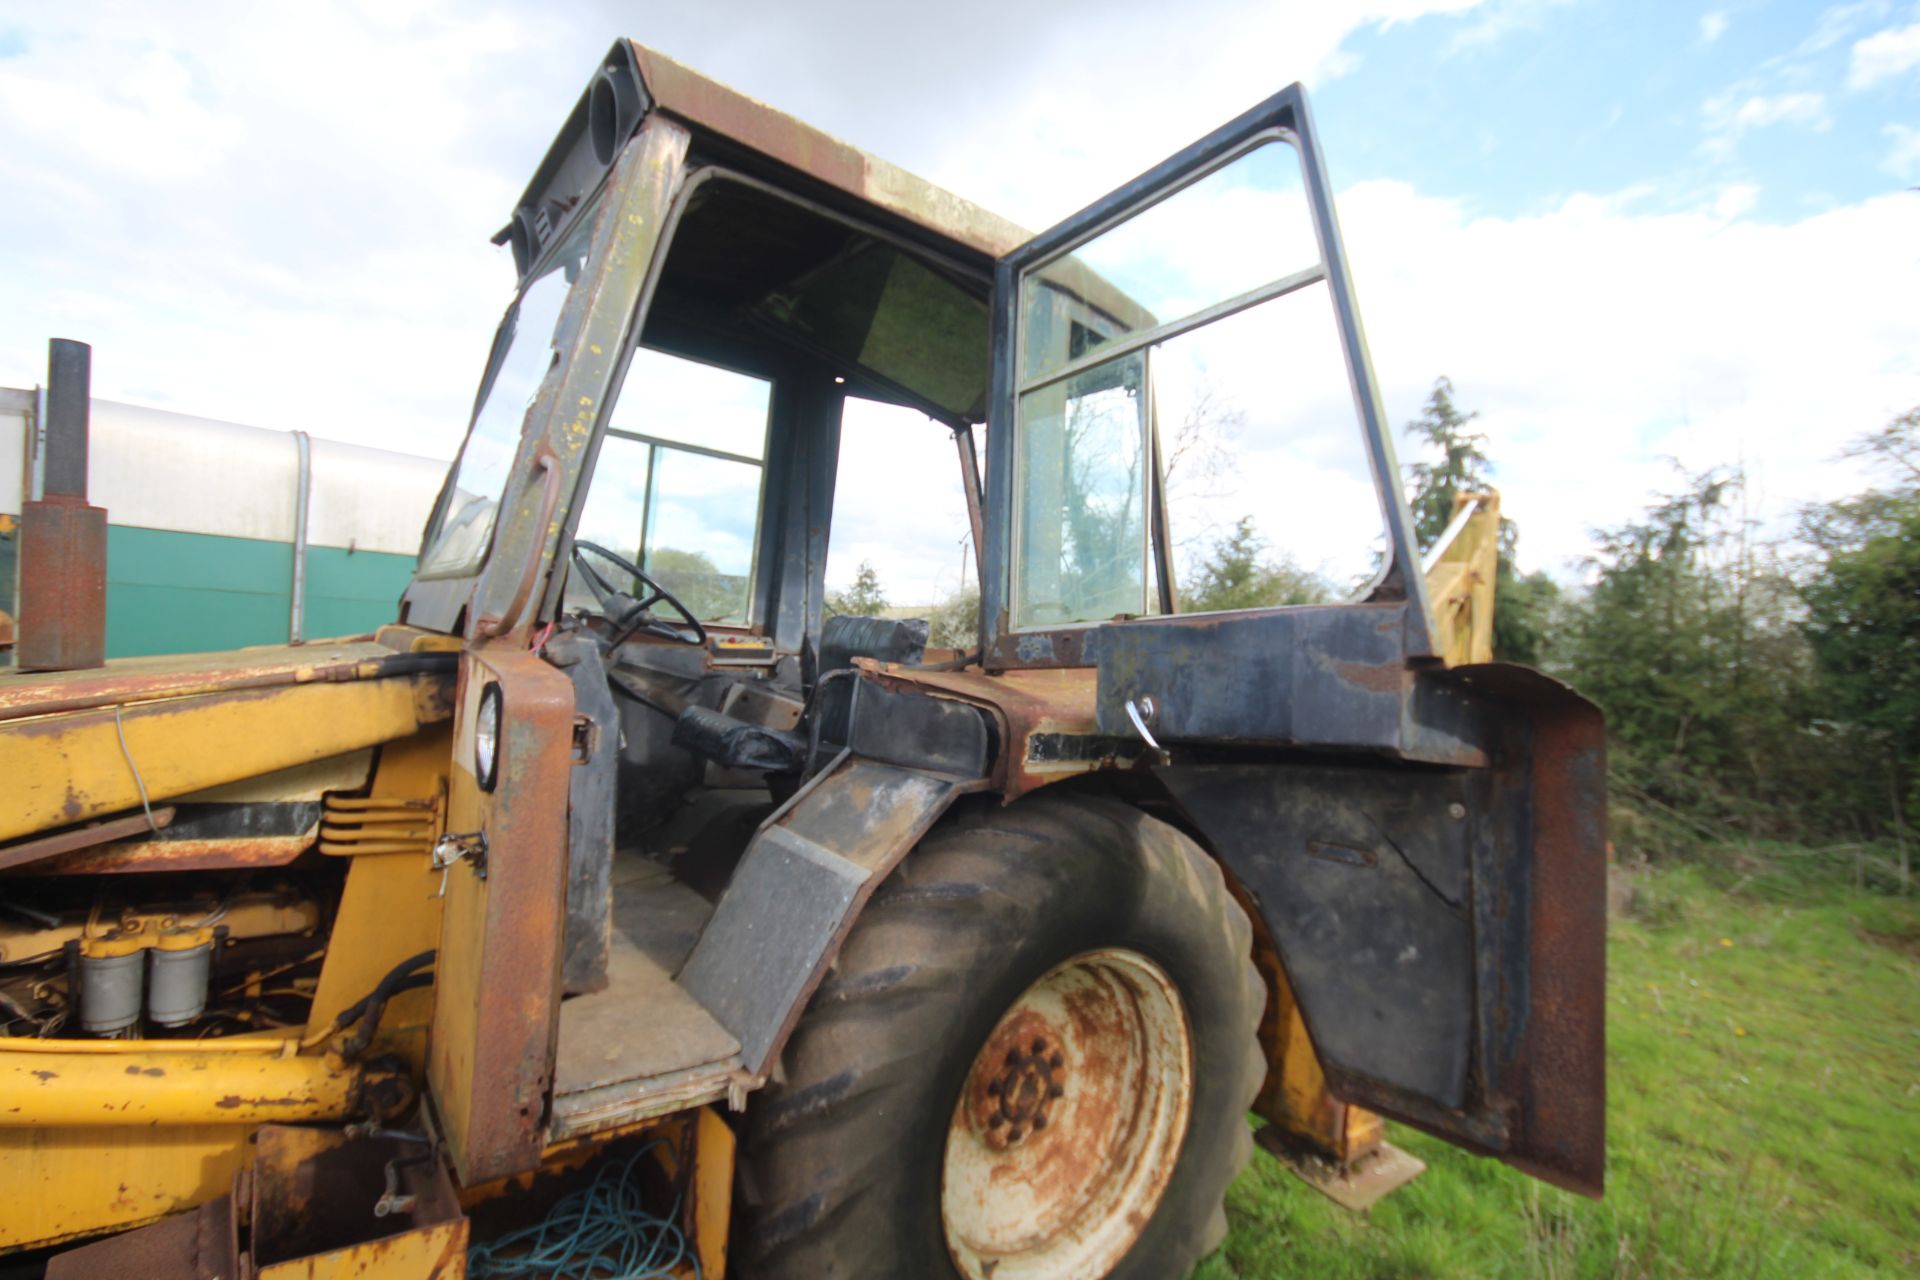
<box><xmin>735</xmin><ymin>793</ymin><xmax>1264</xmax><ymax>1279</ymax></box>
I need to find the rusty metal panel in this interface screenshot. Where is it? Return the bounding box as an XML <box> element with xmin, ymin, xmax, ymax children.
<box><xmin>1158</xmin><ymin>663</ymin><xmax>1607</xmax><ymax>1197</ymax></box>
<box><xmin>250</xmin><ymin>1125</ymin><xmax>468</xmax><ymax>1279</ymax></box>
<box><xmin>547</xmin><ymin>632</ymin><xmax>617</xmax><ymax>995</ymax></box>
<box><xmin>14</xmin><ymin>496</ymin><xmax>107</xmax><ymax>672</ymax></box>
<box><xmin>1090</xmin><ymin>602</ymin><xmax>1487</xmax><ymax>765</ymax></box>
<box><xmin>0</xmin><ymin>639</ymin><xmax>444</xmax><ymax>722</ymax></box>
<box><xmin>678</xmin><ymin>754</ymin><xmax>986</xmax><ymax>1079</ymax></box>
<box><xmin>44</xmin><ymin>1191</ymin><xmax>237</xmax><ymax>1280</ymax></box>
<box><xmin>862</xmin><ymin>663</ymin><xmax>1146</xmax><ymax>798</ymax></box>
<box><xmin>1468</xmin><ymin>662</ymin><xmax>1608</xmax><ymax>1197</ymax></box>
<box><xmin>428</xmin><ymin>647</ymin><xmax>576</xmax><ymax>1185</ymax></box>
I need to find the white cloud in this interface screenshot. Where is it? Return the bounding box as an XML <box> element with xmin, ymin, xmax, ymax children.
<box><xmin>1713</xmin><ymin>183</ymin><xmax>1761</xmax><ymax>217</ymax></box>
<box><xmin>1848</xmin><ymin>20</ymin><xmax>1920</xmax><ymax>88</ymax></box>
<box><xmin>1799</xmin><ymin>1</ymin><xmax>1893</xmax><ymax>56</ymax></box>
<box><xmin>1701</xmin><ymin>89</ymin><xmax>1832</xmax><ymax>155</ymax></box>
<box><xmin>1700</xmin><ymin>10</ymin><xmax>1730</xmax><ymax>44</ymax></box>
<box><xmin>1445</xmin><ymin>0</ymin><xmax>1573</xmax><ymax>53</ymax></box>
<box><xmin>1883</xmin><ymin>123</ymin><xmax>1920</xmax><ymax>178</ymax></box>
<box><xmin>1335</xmin><ymin>181</ymin><xmax>1920</xmax><ymax>575</ymax></box>
<box><xmin>0</xmin><ymin>0</ymin><xmax>1912</xmax><ymax>609</ymax></box>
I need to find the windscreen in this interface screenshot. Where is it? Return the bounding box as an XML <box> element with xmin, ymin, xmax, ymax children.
<box><xmin>417</xmin><ymin>208</ymin><xmax>598</xmax><ymax>578</ymax></box>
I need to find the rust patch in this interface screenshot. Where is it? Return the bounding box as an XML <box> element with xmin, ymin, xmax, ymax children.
<box><xmin>865</xmin><ymin>664</ymin><xmax>1103</xmax><ymax>798</ymax></box>
<box><xmin>214</xmin><ymin>1093</ymin><xmax>307</xmax><ymax>1110</ymax></box>
<box><xmin>21</xmin><ymin>831</ymin><xmax>311</xmax><ymax>877</ymax></box>
<box><xmin>1330</xmin><ymin>657</ymin><xmax>1406</xmax><ymax>695</ymax></box>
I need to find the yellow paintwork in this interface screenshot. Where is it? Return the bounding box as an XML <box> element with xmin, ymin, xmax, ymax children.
<box><xmin>0</xmin><ymin>716</ymin><xmax>448</xmax><ymax>1253</ymax></box>
<box><xmin>0</xmin><ymin>1122</ymin><xmax>253</xmax><ymax>1250</ymax></box>
<box><xmin>0</xmin><ymin>673</ymin><xmax>449</xmax><ymax>844</ymax></box>
<box><xmin>306</xmin><ymin>725</ymin><xmax>449</xmax><ymax>1052</ymax></box>
<box><xmin>694</xmin><ymin>1105</ymin><xmax>735</xmax><ymax>1279</ymax></box>
<box><xmin>0</xmin><ymin>1045</ymin><xmax>367</xmax><ymax>1127</ymax></box>
<box><xmin>1426</xmin><ymin>490</ymin><xmax>1501</xmax><ymax>669</ymax></box>
<box><xmin>255</xmin><ymin>1222</ymin><xmax>469</xmax><ymax>1280</ymax></box>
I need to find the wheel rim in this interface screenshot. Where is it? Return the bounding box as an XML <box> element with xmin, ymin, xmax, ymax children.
<box><xmin>942</xmin><ymin>948</ymin><xmax>1194</xmax><ymax>1280</ymax></box>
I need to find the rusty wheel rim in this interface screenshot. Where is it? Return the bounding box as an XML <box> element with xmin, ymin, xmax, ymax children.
<box><xmin>941</xmin><ymin>948</ymin><xmax>1194</xmax><ymax>1280</ymax></box>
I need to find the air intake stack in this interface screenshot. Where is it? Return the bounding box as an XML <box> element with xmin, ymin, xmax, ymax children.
<box><xmin>16</xmin><ymin>338</ymin><xmax>107</xmax><ymax>671</ymax></box>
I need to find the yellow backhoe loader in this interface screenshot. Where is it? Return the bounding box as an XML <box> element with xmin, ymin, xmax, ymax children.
<box><xmin>0</xmin><ymin>41</ymin><xmax>1604</xmax><ymax>1279</ymax></box>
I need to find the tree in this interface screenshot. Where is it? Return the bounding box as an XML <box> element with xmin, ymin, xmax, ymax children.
<box><xmin>1400</xmin><ymin>377</ymin><xmax>1554</xmax><ymax>663</ymax></box>
<box><xmin>644</xmin><ymin>546</ymin><xmax>743</xmax><ymax>622</ymax></box>
<box><xmin>1554</xmin><ymin>465</ymin><xmax>1829</xmax><ymax>841</ymax></box>
<box><xmin>927</xmin><ymin>585</ymin><xmax>981</xmax><ymax>651</ymax></box>
<box><xmin>1180</xmin><ymin>516</ymin><xmax>1330</xmax><ymax>613</ymax></box>
<box><xmin>1799</xmin><ymin>407</ymin><xmax>1920</xmax><ymax>872</ymax></box>
<box><xmin>1403</xmin><ymin>377</ymin><xmax>1491</xmax><ymax>549</ymax></box>
<box><xmin>825</xmin><ymin>560</ymin><xmax>888</xmax><ymax>618</ymax></box>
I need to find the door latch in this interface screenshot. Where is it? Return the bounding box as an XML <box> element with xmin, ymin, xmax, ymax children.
<box><xmin>432</xmin><ymin>831</ymin><xmax>488</xmax><ymax>896</ymax></box>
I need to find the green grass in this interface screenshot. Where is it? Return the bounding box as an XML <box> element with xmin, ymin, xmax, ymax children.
<box><xmin>1208</xmin><ymin>852</ymin><xmax>1920</xmax><ymax>1279</ymax></box>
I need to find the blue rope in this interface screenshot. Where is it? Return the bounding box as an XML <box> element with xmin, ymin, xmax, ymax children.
<box><xmin>467</xmin><ymin>1141</ymin><xmax>701</xmax><ymax>1280</ymax></box>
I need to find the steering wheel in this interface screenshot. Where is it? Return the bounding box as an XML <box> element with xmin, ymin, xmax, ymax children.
<box><xmin>569</xmin><ymin>540</ymin><xmax>709</xmax><ymax>647</ymax></box>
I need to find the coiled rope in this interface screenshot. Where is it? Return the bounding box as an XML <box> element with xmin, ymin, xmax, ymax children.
<box><xmin>466</xmin><ymin>1141</ymin><xmax>700</xmax><ymax>1280</ymax></box>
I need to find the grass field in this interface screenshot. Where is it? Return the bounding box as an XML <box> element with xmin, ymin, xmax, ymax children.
<box><xmin>1206</xmin><ymin>849</ymin><xmax>1920</xmax><ymax>1279</ymax></box>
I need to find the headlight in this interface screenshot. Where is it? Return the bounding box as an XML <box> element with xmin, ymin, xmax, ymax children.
<box><xmin>474</xmin><ymin>682</ymin><xmax>502</xmax><ymax>792</ymax></box>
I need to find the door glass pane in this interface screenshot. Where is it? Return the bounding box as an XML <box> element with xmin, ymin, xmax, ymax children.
<box><xmin>1022</xmin><ymin>138</ymin><xmax>1318</xmax><ymax>382</ymax></box>
<box><xmin>1154</xmin><ymin>281</ymin><xmax>1386</xmax><ymax>608</ymax></box>
<box><xmin>567</xmin><ymin>434</ymin><xmax>652</xmax><ymax>611</ymax></box>
<box><xmin>643</xmin><ymin>447</ymin><xmax>762</xmax><ymax>624</ymax></box>
<box><xmin>1014</xmin><ymin>351</ymin><xmax>1148</xmax><ymax>626</ymax></box>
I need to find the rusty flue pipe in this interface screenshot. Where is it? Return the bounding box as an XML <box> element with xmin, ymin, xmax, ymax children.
<box><xmin>16</xmin><ymin>339</ymin><xmax>108</xmax><ymax>671</ymax></box>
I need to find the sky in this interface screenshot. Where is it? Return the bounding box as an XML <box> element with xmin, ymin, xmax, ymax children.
<box><xmin>1</xmin><ymin>0</ymin><xmax>1916</xmax><ymax>606</ymax></box>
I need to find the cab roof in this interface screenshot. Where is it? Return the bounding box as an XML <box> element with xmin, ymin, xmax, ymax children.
<box><xmin>628</xmin><ymin>44</ymin><xmax>1031</xmax><ymax>261</ymax></box>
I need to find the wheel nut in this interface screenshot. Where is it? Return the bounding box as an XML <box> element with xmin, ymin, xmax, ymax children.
<box><xmin>1048</xmin><ymin>1083</ymin><xmax>1064</xmax><ymax>1098</ymax></box>
<box><xmin>1007</xmin><ymin>1127</ymin><xmax>1025</xmax><ymax>1142</ymax></box>
<box><xmin>1049</xmin><ymin>1051</ymin><xmax>1064</xmax><ymax>1070</ymax></box>
<box><xmin>1033</xmin><ymin>1114</ymin><xmax>1048</xmax><ymax>1130</ymax></box>
<box><xmin>1031</xmin><ymin>1038</ymin><xmax>1047</xmax><ymax>1055</ymax></box>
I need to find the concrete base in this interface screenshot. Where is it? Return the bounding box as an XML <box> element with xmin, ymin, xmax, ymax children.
<box><xmin>1256</xmin><ymin>1123</ymin><xmax>1427</xmax><ymax>1211</ymax></box>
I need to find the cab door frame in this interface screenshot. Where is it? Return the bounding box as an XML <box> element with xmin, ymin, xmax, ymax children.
<box><xmin>979</xmin><ymin>84</ymin><xmax>1436</xmax><ymax>669</ymax></box>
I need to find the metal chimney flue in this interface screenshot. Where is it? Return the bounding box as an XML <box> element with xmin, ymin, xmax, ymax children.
<box><xmin>17</xmin><ymin>338</ymin><xmax>108</xmax><ymax>671</ymax></box>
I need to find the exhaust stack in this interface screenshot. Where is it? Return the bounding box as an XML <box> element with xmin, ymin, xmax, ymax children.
<box><xmin>16</xmin><ymin>339</ymin><xmax>107</xmax><ymax>671</ymax></box>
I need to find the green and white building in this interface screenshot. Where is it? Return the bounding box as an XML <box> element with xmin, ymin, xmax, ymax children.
<box><xmin>0</xmin><ymin>387</ymin><xmax>445</xmax><ymax>659</ymax></box>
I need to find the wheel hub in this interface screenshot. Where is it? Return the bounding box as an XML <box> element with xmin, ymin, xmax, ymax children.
<box><xmin>968</xmin><ymin>1019</ymin><xmax>1068</xmax><ymax>1149</ymax></box>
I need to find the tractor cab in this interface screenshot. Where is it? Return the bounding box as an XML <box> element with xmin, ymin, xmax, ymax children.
<box><xmin>398</xmin><ymin>38</ymin><xmax>1604</xmax><ymax>1218</ymax></box>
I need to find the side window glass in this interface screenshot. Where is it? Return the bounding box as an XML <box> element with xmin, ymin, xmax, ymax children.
<box><xmin>1012</xmin><ymin>137</ymin><xmax>1386</xmax><ymax>627</ymax></box>
<box><xmin>572</xmin><ymin>349</ymin><xmax>770</xmax><ymax>624</ymax></box>
<box><xmin>826</xmin><ymin>398</ymin><xmax>980</xmax><ymax>647</ymax></box>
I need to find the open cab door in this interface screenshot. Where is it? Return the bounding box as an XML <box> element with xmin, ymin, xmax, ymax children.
<box><xmin>981</xmin><ymin>87</ymin><xmax>1606</xmax><ymax>1194</ymax></box>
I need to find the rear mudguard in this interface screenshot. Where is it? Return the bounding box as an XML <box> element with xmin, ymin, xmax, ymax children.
<box><xmin>1156</xmin><ymin>663</ymin><xmax>1607</xmax><ymax>1195</ymax></box>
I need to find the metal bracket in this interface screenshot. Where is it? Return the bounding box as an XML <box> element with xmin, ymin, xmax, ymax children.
<box><xmin>431</xmin><ymin>831</ymin><xmax>488</xmax><ymax>896</ymax></box>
